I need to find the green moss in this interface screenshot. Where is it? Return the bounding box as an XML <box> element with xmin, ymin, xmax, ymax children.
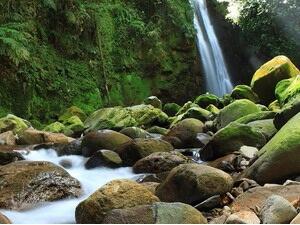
<box><xmin>275</xmin><ymin>76</ymin><xmax>300</xmax><ymax>106</ymax></box>
<box><xmin>201</xmin><ymin>122</ymin><xmax>266</xmax><ymax>161</ymax></box>
<box><xmin>0</xmin><ymin>114</ymin><xmax>30</xmax><ymax>134</ymax></box>
<box><xmin>43</xmin><ymin>122</ymin><xmax>65</xmax><ymax>133</ymax></box>
<box><xmin>244</xmin><ymin>112</ymin><xmax>300</xmax><ymax>184</ymax></box>
<box><xmin>230</xmin><ymin>85</ymin><xmax>260</xmax><ymax>103</ymax></box>
<box><xmin>0</xmin><ymin>0</ymin><xmax>199</xmax><ymax>123</ymax></box>
<box><xmin>215</xmin><ymin>99</ymin><xmax>262</xmax><ymax>130</ymax></box>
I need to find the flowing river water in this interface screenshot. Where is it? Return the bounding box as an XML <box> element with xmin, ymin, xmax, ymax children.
<box><xmin>0</xmin><ymin>149</ymin><xmax>137</xmax><ymax>224</ymax></box>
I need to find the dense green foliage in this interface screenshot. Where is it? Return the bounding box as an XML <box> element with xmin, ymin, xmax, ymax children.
<box><xmin>237</xmin><ymin>0</ymin><xmax>300</xmax><ymax>64</ymax></box>
<box><xmin>0</xmin><ymin>0</ymin><xmax>199</xmax><ymax>124</ymax></box>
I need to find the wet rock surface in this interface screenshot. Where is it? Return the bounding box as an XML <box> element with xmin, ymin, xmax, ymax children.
<box><xmin>0</xmin><ymin>161</ymin><xmax>81</xmax><ymax>210</ymax></box>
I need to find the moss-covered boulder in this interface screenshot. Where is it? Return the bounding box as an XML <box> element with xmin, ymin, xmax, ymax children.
<box><xmin>59</xmin><ymin>106</ymin><xmax>87</xmax><ymax>123</ymax></box>
<box><xmin>0</xmin><ymin>161</ymin><xmax>81</xmax><ymax>210</ymax></box>
<box><xmin>243</xmin><ymin>112</ymin><xmax>300</xmax><ymax>184</ymax></box>
<box><xmin>200</xmin><ymin>122</ymin><xmax>266</xmax><ymax>161</ymax></box>
<box><xmin>247</xmin><ymin>119</ymin><xmax>277</xmax><ymax>140</ymax></box>
<box><xmin>171</xmin><ymin>107</ymin><xmax>212</xmax><ymax>125</ymax></box>
<box><xmin>143</xmin><ymin>96</ymin><xmax>162</xmax><ymax>109</ymax></box>
<box><xmin>163</xmin><ymin>103</ymin><xmax>181</xmax><ymax>117</ymax></box>
<box><xmin>146</xmin><ymin>126</ymin><xmax>169</xmax><ymax>135</ymax></box>
<box><xmin>0</xmin><ymin>114</ymin><xmax>31</xmax><ymax>134</ymax></box>
<box><xmin>75</xmin><ymin>179</ymin><xmax>159</xmax><ymax>224</ymax></box>
<box><xmin>85</xmin><ymin>150</ymin><xmax>122</xmax><ymax>169</ymax></box>
<box><xmin>235</xmin><ymin>111</ymin><xmax>276</xmax><ymax>124</ymax></box>
<box><xmin>120</xmin><ymin>127</ymin><xmax>150</xmax><ymax>139</ymax></box>
<box><xmin>84</xmin><ymin>107</ymin><xmax>137</xmax><ymax>132</ymax></box>
<box><xmin>231</xmin><ymin>85</ymin><xmax>259</xmax><ymax>103</ymax></box>
<box><xmin>251</xmin><ymin>55</ymin><xmax>300</xmax><ymax>104</ymax></box>
<box><xmin>102</xmin><ymin>202</ymin><xmax>207</xmax><ymax>224</ymax></box>
<box><xmin>43</xmin><ymin>122</ymin><xmax>66</xmax><ymax>133</ymax></box>
<box><xmin>275</xmin><ymin>75</ymin><xmax>300</xmax><ymax>105</ymax></box>
<box><xmin>175</xmin><ymin>101</ymin><xmax>199</xmax><ymax>116</ymax></box>
<box><xmin>116</xmin><ymin>138</ymin><xmax>174</xmax><ymax>166</ymax></box>
<box><xmin>64</xmin><ymin>116</ymin><xmax>84</xmax><ymax>134</ymax></box>
<box><xmin>206</xmin><ymin>104</ymin><xmax>220</xmax><ymax>115</ymax></box>
<box><xmin>194</xmin><ymin>93</ymin><xmax>220</xmax><ymax>108</ymax></box>
<box><xmin>156</xmin><ymin>164</ymin><xmax>233</xmax><ymax>204</ymax></box>
<box><xmin>214</xmin><ymin>99</ymin><xmax>261</xmax><ymax>130</ymax></box>
<box><xmin>127</xmin><ymin>104</ymin><xmax>169</xmax><ymax>128</ymax></box>
<box><xmin>274</xmin><ymin>95</ymin><xmax>300</xmax><ymax>129</ymax></box>
<box><xmin>180</xmin><ymin>106</ymin><xmax>212</xmax><ymax>122</ymax></box>
<box><xmin>163</xmin><ymin>118</ymin><xmax>204</xmax><ymax>148</ymax></box>
<box><xmin>81</xmin><ymin>130</ymin><xmax>132</xmax><ymax>157</ymax></box>
<box><xmin>133</xmin><ymin>151</ymin><xmax>190</xmax><ymax>174</ymax></box>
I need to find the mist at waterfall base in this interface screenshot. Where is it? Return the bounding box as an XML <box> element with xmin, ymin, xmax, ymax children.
<box><xmin>193</xmin><ymin>0</ymin><xmax>233</xmax><ymax>97</ymax></box>
<box><xmin>0</xmin><ymin>149</ymin><xmax>136</xmax><ymax>224</ymax></box>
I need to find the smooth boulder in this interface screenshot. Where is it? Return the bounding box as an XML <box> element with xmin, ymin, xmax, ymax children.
<box><xmin>251</xmin><ymin>55</ymin><xmax>300</xmax><ymax>104</ymax></box>
<box><xmin>75</xmin><ymin>179</ymin><xmax>159</xmax><ymax>224</ymax></box>
<box><xmin>163</xmin><ymin>118</ymin><xmax>204</xmax><ymax>148</ymax></box>
<box><xmin>214</xmin><ymin>99</ymin><xmax>261</xmax><ymax>130</ymax></box>
<box><xmin>0</xmin><ymin>161</ymin><xmax>81</xmax><ymax>210</ymax></box>
<box><xmin>200</xmin><ymin>122</ymin><xmax>266</xmax><ymax>161</ymax></box>
<box><xmin>102</xmin><ymin>202</ymin><xmax>207</xmax><ymax>224</ymax></box>
<box><xmin>260</xmin><ymin>195</ymin><xmax>297</xmax><ymax>224</ymax></box>
<box><xmin>85</xmin><ymin>150</ymin><xmax>122</xmax><ymax>169</ymax></box>
<box><xmin>17</xmin><ymin>128</ymin><xmax>74</xmax><ymax>145</ymax></box>
<box><xmin>120</xmin><ymin>127</ymin><xmax>150</xmax><ymax>139</ymax></box>
<box><xmin>133</xmin><ymin>151</ymin><xmax>190</xmax><ymax>174</ymax></box>
<box><xmin>231</xmin><ymin>185</ymin><xmax>300</xmax><ymax>212</ymax></box>
<box><xmin>156</xmin><ymin>164</ymin><xmax>233</xmax><ymax>204</ymax></box>
<box><xmin>81</xmin><ymin>130</ymin><xmax>131</xmax><ymax>157</ymax></box>
<box><xmin>143</xmin><ymin>96</ymin><xmax>162</xmax><ymax>109</ymax></box>
<box><xmin>231</xmin><ymin>85</ymin><xmax>259</xmax><ymax>103</ymax></box>
<box><xmin>243</xmin><ymin>112</ymin><xmax>300</xmax><ymax>184</ymax></box>
<box><xmin>194</xmin><ymin>93</ymin><xmax>220</xmax><ymax>108</ymax></box>
<box><xmin>116</xmin><ymin>138</ymin><xmax>174</xmax><ymax>166</ymax></box>
<box><xmin>225</xmin><ymin>211</ymin><xmax>260</xmax><ymax>224</ymax></box>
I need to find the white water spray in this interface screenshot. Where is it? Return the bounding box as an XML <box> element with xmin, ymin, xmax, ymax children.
<box><xmin>0</xmin><ymin>149</ymin><xmax>136</xmax><ymax>224</ymax></box>
<box><xmin>193</xmin><ymin>0</ymin><xmax>233</xmax><ymax>96</ymax></box>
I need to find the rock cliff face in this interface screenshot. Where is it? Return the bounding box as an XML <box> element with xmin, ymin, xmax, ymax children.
<box><xmin>0</xmin><ymin>0</ymin><xmax>201</xmax><ymax>123</ymax></box>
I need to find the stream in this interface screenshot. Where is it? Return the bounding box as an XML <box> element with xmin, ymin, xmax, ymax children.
<box><xmin>0</xmin><ymin>149</ymin><xmax>137</xmax><ymax>224</ymax></box>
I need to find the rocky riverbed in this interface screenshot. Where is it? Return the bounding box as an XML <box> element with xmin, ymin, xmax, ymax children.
<box><xmin>0</xmin><ymin>55</ymin><xmax>300</xmax><ymax>224</ymax></box>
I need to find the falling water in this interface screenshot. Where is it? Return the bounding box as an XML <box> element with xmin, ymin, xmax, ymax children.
<box><xmin>193</xmin><ymin>0</ymin><xmax>233</xmax><ymax>96</ymax></box>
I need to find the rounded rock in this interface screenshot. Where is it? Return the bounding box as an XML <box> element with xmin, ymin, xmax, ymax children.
<box><xmin>155</xmin><ymin>164</ymin><xmax>233</xmax><ymax>204</ymax></box>
<box><xmin>75</xmin><ymin>179</ymin><xmax>159</xmax><ymax>224</ymax></box>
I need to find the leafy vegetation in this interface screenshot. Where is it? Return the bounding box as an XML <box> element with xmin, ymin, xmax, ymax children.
<box><xmin>231</xmin><ymin>0</ymin><xmax>300</xmax><ymax>64</ymax></box>
<box><xmin>0</xmin><ymin>0</ymin><xmax>199</xmax><ymax>124</ymax></box>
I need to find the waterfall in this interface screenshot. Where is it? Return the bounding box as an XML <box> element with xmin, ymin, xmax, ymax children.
<box><xmin>193</xmin><ymin>0</ymin><xmax>233</xmax><ymax>97</ymax></box>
